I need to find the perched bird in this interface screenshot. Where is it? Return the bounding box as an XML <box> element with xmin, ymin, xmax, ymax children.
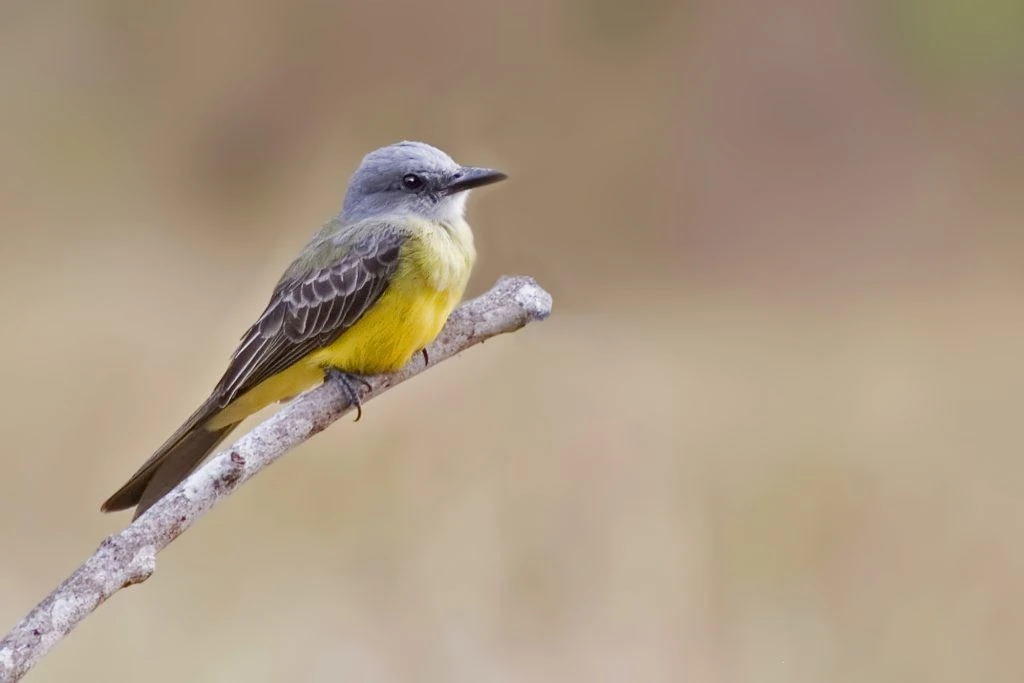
<box><xmin>101</xmin><ymin>141</ymin><xmax>506</xmax><ymax>519</ymax></box>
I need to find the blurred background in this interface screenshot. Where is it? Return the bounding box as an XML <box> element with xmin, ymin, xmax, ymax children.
<box><xmin>1</xmin><ymin>0</ymin><xmax>1022</xmax><ymax>681</ymax></box>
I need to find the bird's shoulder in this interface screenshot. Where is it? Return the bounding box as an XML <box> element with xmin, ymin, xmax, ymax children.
<box><xmin>275</xmin><ymin>216</ymin><xmax>411</xmax><ymax>284</ymax></box>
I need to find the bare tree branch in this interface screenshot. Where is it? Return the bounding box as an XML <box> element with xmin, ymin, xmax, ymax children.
<box><xmin>0</xmin><ymin>275</ymin><xmax>552</xmax><ymax>683</ymax></box>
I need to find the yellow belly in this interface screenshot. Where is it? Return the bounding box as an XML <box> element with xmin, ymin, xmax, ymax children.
<box><xmin>309</xmin><ymin>274</ymin><xmax>463</xmax><ymax>374</ymax></box>
<box><xmin>207</xmin><ymin>222</ymin><xmax>473</xmax><ymax>428</ymax></box>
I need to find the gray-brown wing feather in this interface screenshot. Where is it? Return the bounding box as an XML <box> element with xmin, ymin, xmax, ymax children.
<box><xmin>213</xmin><ymin>229</ymin><xmax>404</xmax><ymax>406</ymax></box>
<box><xmin>100</xmin><ymin>223</ymin><xmax>406</xmax><ymax>515</ymax></box>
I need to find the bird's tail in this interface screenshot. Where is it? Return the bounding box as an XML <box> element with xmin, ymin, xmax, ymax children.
<box><xmin>101</xmin><ymin>399</ymin><xmax>241</xmax><ymax>520</ymax></box>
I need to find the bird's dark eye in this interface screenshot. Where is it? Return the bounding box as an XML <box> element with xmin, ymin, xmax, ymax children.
<box><xmin>402</xmin><ymin>173</ymin><xmax>425</xmax><ymax>191</ymax></box>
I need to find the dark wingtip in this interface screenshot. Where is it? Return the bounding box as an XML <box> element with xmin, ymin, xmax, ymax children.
<box><xmin>99</xmin><ymin>494</ymin><xmax>133</xmax><ymax>514</ymax></box>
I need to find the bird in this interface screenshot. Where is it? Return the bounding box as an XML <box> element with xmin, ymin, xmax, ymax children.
<box><xmin>101</xmin><ymin>141</ymin><xmax>507</xmax><ymax>519</ymax></box>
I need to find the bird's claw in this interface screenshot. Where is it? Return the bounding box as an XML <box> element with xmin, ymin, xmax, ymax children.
<box><xmin>326</xmin><ymin>368</ymin><xmax>372</xmax><ymax>422</ymax></box>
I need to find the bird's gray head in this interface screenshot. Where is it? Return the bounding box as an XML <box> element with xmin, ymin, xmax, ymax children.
<box><xmin>341</xmin><ymin>141</ymin><xmax>506</xmax><ymax>224</ymax></box>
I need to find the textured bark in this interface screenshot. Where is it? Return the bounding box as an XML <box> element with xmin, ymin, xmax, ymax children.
<box><xmin>0</xmin><ymin>275</ymin><xmax>552</xmax><ymax>683</ymax></box>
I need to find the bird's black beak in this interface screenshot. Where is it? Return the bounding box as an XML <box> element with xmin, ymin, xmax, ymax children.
<box><xmin>443</xmin><ymin>167</ymin><xmax>508</xmax><ymax>195</ymax></box>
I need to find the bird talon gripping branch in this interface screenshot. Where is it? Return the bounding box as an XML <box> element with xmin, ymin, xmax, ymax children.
<box><xmin>325</xmin><ymin>368</ymin><xmax>369</xmax><ymax>422</ymax></box>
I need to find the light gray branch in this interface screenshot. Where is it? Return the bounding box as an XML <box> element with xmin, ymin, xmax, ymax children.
<box><xmin>0</xmin><ymin>275</ymin><xmax>552</xmax><ymax>683</ymax></box>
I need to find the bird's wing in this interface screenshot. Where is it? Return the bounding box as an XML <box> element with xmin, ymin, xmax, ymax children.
<box><xmin>213</xmin><ymin>223</ymin><xmax>405</xmax><ymax>406</ymax></box>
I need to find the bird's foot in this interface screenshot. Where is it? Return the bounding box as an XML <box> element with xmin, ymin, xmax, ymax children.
<box><xmin>421</xmin><ymin>348</ymin><xmax>429</xmax><ymax>366</ymax></box>
<box><xmin>325</xmin><ymin>368</ymin><xmax>372</xmax><ymax>422</ymax></box>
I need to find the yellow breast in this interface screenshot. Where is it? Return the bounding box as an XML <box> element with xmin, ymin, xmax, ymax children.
<box><xmin>312</xmin><ymin>215</ymin><xmax>476</xmax><ymax>374</ymax></box>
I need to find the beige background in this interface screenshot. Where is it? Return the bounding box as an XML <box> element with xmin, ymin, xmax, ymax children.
<box><xmin>1</xmin><ymin>1</ymin><xmax>1022</xmax><ymax>681</ymax></box>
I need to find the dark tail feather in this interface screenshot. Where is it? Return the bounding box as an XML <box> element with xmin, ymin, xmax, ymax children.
<box><xmin>101</xmin><ymin>401</ymin><xmax>241</xmax><ymax>519</ymax></box>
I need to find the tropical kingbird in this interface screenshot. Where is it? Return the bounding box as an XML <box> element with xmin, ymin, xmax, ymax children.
<box><xmin>101</xmin><ymin>141</ymin><xmax>506</xmax><ymax>519</ymax></box>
